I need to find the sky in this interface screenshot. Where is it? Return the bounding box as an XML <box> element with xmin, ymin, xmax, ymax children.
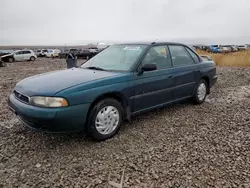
<box><xmin>1</xmin><ymin>0</ymin><xmax>250</xmax><ymax>45</ymax></box>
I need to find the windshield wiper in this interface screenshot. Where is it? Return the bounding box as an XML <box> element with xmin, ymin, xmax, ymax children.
<box><xmin>85</xmin><ymin>66</ymin><xmax>106</xmax><ymax>71</ymax></box>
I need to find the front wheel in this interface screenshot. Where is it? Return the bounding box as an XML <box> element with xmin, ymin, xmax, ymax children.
<box><xmin>8</xmin><ymin>57</ymin><xmax>14</xmax><ymax>63</ymax></box>
<box><xmin>87</xmin><ymin>98</ymin><xmax>123</xmax><ymax>141</ymax></box>
<box><xmin>193</xmin><ymin>79</ymin><xmax>208</xmax><ymax>104</ymax></box>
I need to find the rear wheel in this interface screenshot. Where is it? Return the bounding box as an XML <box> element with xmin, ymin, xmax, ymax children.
<box><xmin>30</xmin><ymin>56</ymin><xmax>35</xmax><ymax>61</ymax></box>
<box><xmin>87</xmin><ymin>98</ymin><xmax>123</xmax><ymax>141</ymax></box>
<box><xmin>193</xmin><ymin>79</ymin><xmax>208</xmax><ymax>104</ymax></box>
<box><xmin>8</xmin><ymin>57</ymin><xmax>14</xmax><ymax>63</ymax></box>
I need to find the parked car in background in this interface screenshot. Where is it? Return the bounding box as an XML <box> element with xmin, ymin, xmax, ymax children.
<box><xmin>195</xmin><ymin>45</ymin><xmax>208</xmax><ymax>51</ymax></box>
<box><xmin>0</xmin><ymin>50</ymin><xmax>13</xmax><ymax>56</ymax></box>
<box><xmin>34</xmin><ymin>49</ymin><xmax>41</xmax><ymax>56</ymax></box>
<box><xmin>219</xmin><ymin>46</ymin><xmax>231</xmax><ymax>53</ymax></box>
<box><xmin>77</xmin><ymin>48</ymin><xmax>99</xmax><ymax>59</ymax></box>
<box><xmin>58</xmin><ymin>50</ymin><xmax>69</xmax><ymax>59</ymax></box>
<box><xmin>237</xmin><ymin>45</ymin><xmax>248</xmax><ymax>50</ymax></box>
<box><xmin>1</xmin><ymin>50</ymin><xmax>37</xmax><ymax>62</ymax></box>
<box><xmin>88</xmin><ymin>47</ymin><xmax>99</xmax><ymax>53</ymax></box>
<box><xmin>76</xmin><ymin>49</ymin><xmax>93</xmax><ymax>59</ymax></box>
<box><xmin>59</xmin><ymin>48</ymin><xmax>78</xmax><ymax>59</ymax></box>
<box><xmin>45</xmin><ymin>49</ymin><xmax>61</xmax><ymax>58</ymax></box>
<box><xmin>8</xmin><ymin>42</ymin><xmax>217</xmax><ymax>141</ymax></box>
<box><xmin>228</xmin><ymin>46</ymin><xmax>238</xmax><ymax>52</ymax></box>
<box><xmin>208</xmin><ymin>45</ymin><xmax>220</xmax><ymax>53</ymax></box>
<box><xmin>36</xmin><ymin>49</ymin><xmax>49</xmax><ymax>57</ymax></box>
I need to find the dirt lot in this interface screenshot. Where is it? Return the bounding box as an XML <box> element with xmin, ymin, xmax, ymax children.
<box><xmin>0</xmin><ymin>58</ymin><xmax>250</xmax><ymax>187</ymax></box>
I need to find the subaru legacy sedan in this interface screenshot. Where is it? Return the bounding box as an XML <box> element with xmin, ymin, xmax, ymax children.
<box><xmin>8</xmin><ymin>42</ymin><xmax>217</xmax><ymax>141</ymax></box>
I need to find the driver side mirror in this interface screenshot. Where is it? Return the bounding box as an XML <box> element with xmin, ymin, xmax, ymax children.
<box><xmin>141</xmin><ymin>63</ymin><xmax>157</xmax><ymax>72</ymax></box>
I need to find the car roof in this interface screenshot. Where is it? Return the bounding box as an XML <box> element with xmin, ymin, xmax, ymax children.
<box><xmin>114</xmin><ymin>42</ymin><xmax>191</xmax><ymax>47</ymax></box>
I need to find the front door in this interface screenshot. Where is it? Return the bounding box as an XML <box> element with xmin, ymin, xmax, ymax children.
<box><xmin>13</xmin><ymin>51</ymin><xmax>23</xmax><ymax>61</ymax></box>
<box><xmin>168</xmin><ymin>45</ymin><xmax>201</xmax><ymax>100</ymax></box>
<box><xmin>132</xmin><ymin>45</ymin><xmax>175</xmax><ymax>113</ymax></box>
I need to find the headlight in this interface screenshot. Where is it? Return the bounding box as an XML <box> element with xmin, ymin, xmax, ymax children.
<box><xmin>30</xmin><ymin>96</ymin><xmax>68</xmax><ymax>107</ymax></box>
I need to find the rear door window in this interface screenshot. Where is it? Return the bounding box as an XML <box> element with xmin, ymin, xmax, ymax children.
<box><xmin>168</xmin><ymin>45</ymin><xmax>194</xmax><ymax>67</ymax></box>
<box><xmin>185</xmin><ymin>47</ymin><xmax>200</xmax><ymax>63</ymax></box>
<box><xmin>22</xmin><ymin>51</ymin><xmax>31</xmax><ymax>54</ymax></box>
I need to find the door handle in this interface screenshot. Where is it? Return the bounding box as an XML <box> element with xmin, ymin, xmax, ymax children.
<box><xmin>168</xmin><ymin>75</ymin><xmax>173</xmax><ymax>79</ymax></box>
<box><xmin>194</xmin><ymin>70</ymin><xmax>200</xmax><ymax>73</ymax></box>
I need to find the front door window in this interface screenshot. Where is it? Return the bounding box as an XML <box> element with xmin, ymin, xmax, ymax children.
<box><xmin>141</xmin><ymin>46</ymin><xmax>172</xmax><ymax>69</ymax></box>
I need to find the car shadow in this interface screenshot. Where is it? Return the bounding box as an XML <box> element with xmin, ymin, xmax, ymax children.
<box><xmin>120</xmin><ymin>99</ymin><xmax>194</xmax><ymax>129</ymax></box>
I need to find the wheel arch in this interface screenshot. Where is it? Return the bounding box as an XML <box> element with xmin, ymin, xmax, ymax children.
<box><xmin>30</xmin><ymin>56</ymin><xmax>36</xmax><ymax>60</ymax></box>
<box><xmin>8</xmin><ymin>56</ymin><xmax>15</xmax><ymax>62</ymax></box>
<box><xmin>86</xmin><ymin>92</ymin><xmax>130</xmax><ymax>127</ymax></box>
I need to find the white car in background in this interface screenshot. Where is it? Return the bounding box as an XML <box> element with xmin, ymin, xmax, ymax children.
<box><xmin>1</xmin><ymin>49</ymin><xmax>37</xmax><ymax>62</ymax></box>
<box><xmin>237</xmin><ymin>45</ymin><xmax>248</xmax><ymax>50</ymax></box>
<box><xmin>45</xmin><ymin>49</ymin><xmax>61</xmax><ymax>58</ymax></box>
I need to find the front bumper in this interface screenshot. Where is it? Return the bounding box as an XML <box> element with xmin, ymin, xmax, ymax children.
<box><xmin>211</xmin><ymin>75</ymin><xmax>218</xmax><ymax>87</ymax></box>
<box><xmin>8</xmin><ymin>93</ymin><xmax>91</xmax><ymax>133</ymax></box>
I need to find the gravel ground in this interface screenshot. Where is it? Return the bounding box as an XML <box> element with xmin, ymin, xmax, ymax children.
<box><xmin>0</xmin><ymin>58</ymin><xmax>250</xmax><ymax>188</ymax></box>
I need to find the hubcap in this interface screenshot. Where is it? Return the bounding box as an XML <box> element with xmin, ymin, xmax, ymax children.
<box><xmin>197</xmin><ymin>83</ymin><xmax>207</xmax><ymax>101</ymax></box>
<box><xmin>95</xmin><ymin>106</ymin><xmax>119</xmax><ymax>135</ymax></box>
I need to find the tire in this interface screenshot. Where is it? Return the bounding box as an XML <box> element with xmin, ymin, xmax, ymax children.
<box><xmin>8</xmin><ymin>57</ymin><xmax>14</xmax><ymax>63</ymax></box>
<box><xmin>30</xmin><ymin>56</ymin><xmax>35</xmax><ymax>61</ymax></box>
<box><xmin>87</xmin><ymin>98</ymin><xmax>124</xmax><ymax>141</ymax></box>
<box><xmin>193</xmin><ymin>79</ymin><xmax>208</xmax><ymax>104</ymax></box>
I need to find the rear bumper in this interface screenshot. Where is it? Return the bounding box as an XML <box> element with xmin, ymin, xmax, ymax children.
<box><xmin>8</xmin><ymin>93</ymin><xmax>91</xmax><ymax>133</ymax></box>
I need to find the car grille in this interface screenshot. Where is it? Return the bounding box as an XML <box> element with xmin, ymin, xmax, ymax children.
<box><xmin>13</xmin><ymin>90</ymin><xmax>29</xmax><ymax>104</ymax></box>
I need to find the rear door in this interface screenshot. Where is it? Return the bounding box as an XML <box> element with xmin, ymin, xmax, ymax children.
<box><xmin>22</xmin><ymin>50</ymin><xmax>32</xmax><ymax>60</ymax></box>
<box><xmin>168</xmin><ymin>45</ymin><xmax>201</xmax><ymax>101</ymax></box>
<box><xmin>132</xmin><ymin>45</ymin><xmax>175</xmax><ymax>113</ymax></box>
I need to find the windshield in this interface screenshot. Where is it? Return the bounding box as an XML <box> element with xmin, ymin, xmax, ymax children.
<box><xmin>80</xmin><ymin>44</ymin><xmax>147</xmax><ymax>71</ymax></box>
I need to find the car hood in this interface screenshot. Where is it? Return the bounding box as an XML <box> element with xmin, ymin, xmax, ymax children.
<box><xmin>1</xmin><ymin>53</ymin><xmax>13</xmax><ymax>58</ymax></box>
<box><xmin>15</xmin><ymin>68</ymin><xmax>120</xmax><ymax>96</ymax></box>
